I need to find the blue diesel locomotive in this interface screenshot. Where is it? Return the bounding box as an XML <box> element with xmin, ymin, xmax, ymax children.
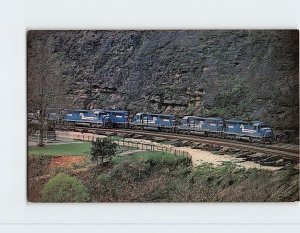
<box><xmin>63</xmin><ymin>109</ymin><xmax>112</xmax><ymax>127</ymax></box>
<box><xmin>59</xmin><ymin>108</ymin><xmax>275</xmax><ymax>143</ymax></box>
<box><xmin>224</xmin><ymin>119</ymin><xmax>274</xmax><ymax>142</ymax></box>
<box><xmin>131</xmin><ymin>112</ymin><xmax>176</xmax><ymax>131</ymax></box>
<box><xmin>177</xmin><ymin>116</ymin><xmax>224</xmax><ymax>137</ymax></box>
<box><xmin>62</xmin><ymin>109</ymin><xmax>128</xmax><ymax>128</ymax></box>
<box><xmin>177</xmin><ymin>116</ymin><xmax>274</xmax><ymax>142</ymax></box>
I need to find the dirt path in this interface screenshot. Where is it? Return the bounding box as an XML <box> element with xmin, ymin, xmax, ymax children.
<box><xmin>123</xmin><ymin>138</ymin><xmax>281</xmax><ymax>170</ymax></box>
<box><xmin>176</xmin><ymin>147</ymin><xmax>280</xmax><ymax>170</ymax></box>
<box><xmin>119</xmin><ymin>149</ymin><xmax>145</xmax><ymax>156</ymax></box>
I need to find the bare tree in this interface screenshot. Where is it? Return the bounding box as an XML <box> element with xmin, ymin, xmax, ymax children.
<box><xmin>27</xmin><ymin>36</ymin><xmax>72</xmax><ymax>146</ymax></box>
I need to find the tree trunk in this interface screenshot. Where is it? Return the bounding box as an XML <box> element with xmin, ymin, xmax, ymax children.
<box><xmin>38</xmin><ymin>127</ymin><xmax>44</xmax><ymax>147</ymax></box>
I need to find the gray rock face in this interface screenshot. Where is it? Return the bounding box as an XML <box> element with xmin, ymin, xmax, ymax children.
<box><xmin>27</xmin><ymin>30</ymin><xmax>299</xmax><ymax>136</ymax></box>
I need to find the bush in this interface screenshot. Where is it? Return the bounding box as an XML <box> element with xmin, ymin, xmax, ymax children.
<box><xmin>41</xmin><ymin>173</ymin><xmax>89</xmax><ymax>202</ymax></box>
<box><xmin>112</xmin><ymin>151</ymin><xmax>189</xmax><ymax>167</ymax></box>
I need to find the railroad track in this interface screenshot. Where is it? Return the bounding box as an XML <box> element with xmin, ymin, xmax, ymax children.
<box><xmin>56</xmin><ymin>125</ymin><xmax>299</xmax><ymax>162</ymax></box>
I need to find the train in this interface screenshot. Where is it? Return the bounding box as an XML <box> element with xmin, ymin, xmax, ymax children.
<box><xmin>58</xmin><ymin>109</ymin><xmax>275</xmax><ymax>143</ymax></box>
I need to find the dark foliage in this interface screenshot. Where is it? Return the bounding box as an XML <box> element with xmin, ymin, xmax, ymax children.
<box><xmin>90</xmin><ymin>137</ymin><xmax>117</xmax><ymax>166</ymax></box>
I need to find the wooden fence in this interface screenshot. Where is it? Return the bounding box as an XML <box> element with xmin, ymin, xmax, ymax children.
<box><xmin>114</xmin><ymin>137</ymin><xmax>190</xmax><ymax>158</ymax></box>
<box><xmin>53</xmin><ymin>131</ymin><xmax>192</xmax><ymax>160</ymax></box>
<box><xmin>28</xmin><ymin>131</ymin><xmax>57</xmax><ymax>144</ymax></box>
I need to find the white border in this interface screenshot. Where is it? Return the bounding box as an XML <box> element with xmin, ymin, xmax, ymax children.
<box><xmin>0</xmin><ymin>0</ymin><xmax>299</xmax><ymax>232</ymax></box>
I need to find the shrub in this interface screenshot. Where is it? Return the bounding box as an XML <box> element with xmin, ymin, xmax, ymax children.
<box><xmin>112</xmin><ymin>151</ymin><xmax>189</xmax><ymax>167</ymax></box>
<box><xmin>97</xmin><ymin>174</ymin><xmax>111</xmax><ymax>184</ymax></box>
<box><xmin>41</xmin><ymin>173</ymin><xmax>89</xmax><ymax>202</ymax></box>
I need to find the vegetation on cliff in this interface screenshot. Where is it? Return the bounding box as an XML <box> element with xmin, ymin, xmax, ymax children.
<box><xmin>27</xmin><ymin>30</ymin><xmax>299</xmax><ymax>140</ymax></box>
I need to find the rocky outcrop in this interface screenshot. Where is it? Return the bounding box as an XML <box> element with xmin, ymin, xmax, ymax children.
<box><xmin>27</xmin><ymin>30</ymin><xmax>299</xmax><ymax>138</ymax></box>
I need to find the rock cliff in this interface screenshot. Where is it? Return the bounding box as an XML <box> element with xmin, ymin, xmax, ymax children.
<box><xmin>27</xmin><ymin>30</ymin><xmax>299</xmax><ymax>138</ymax></box>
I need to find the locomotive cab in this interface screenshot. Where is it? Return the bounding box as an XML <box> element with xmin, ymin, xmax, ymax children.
<box><xmin>256</xmin><ymin>123</ymin><xmax>274</xmax><ymax>142</ymax></box>
<box><xmin>131</xmin><ymin>113</ymin><xmax>146</xmax><ymax>129</ymax></box>
<box><xmin>132</xmin><ymin>113</ymin><xmax>143</xmax><ymax>123</ymax></box>
<box><xmin>93</xmin><ymin>109</ymin><xmax>111</xmax><ymax>127</ymax></box>
<box><xmin>180</xmin><ymin>116</ymin><xmax>192</xmax><ymax>127</ymax></box>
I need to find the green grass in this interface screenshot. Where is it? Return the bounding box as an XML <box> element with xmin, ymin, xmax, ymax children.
<box><xmin>28</xmin><ymin>142</ymin><xmax>135</xmax><ymax>157</ymax></box>
<box><xmin>115</xmin><ymin>146</ymin><xmax>137</xmax><ymax>154</ymax></box>
<box><xmin>112</xmin><ymin>151</ymin><xmax>187</xmax><ymax>166</ymax></box>
<box><xmin>28</xmin><ymin>142</ymin><xmax>92</xmax><ymax>156</ymax></box>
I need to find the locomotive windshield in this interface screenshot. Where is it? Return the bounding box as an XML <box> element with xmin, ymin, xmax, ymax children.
<box><xmin>98</xmin><ymin>112</ymin><xmax>108</xmax><ymax>116</ymax></box>
<box><xmin>259</xmin><ymin>124</ymin><xmax>268</xmax><ymax>128</ymax></box>
<box><xmin>160</xmin><ymin>116</ymin><xmax>171</xmax><ymax>120</ymax></box>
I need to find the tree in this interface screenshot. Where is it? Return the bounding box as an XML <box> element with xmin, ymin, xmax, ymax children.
<box><xmin>27</xmin><ymin>32</ymin><xmax>73</xmax><ymax>146</ymax></box>
<box><xmin>90</xmin><ymin>137</ymin><xmax>117</xmax><ymax>166</ymax></box>
<box><xmin>41</xmin><ymin>173</ymin><xmax>89</xmax><ymax>202</ymax></box>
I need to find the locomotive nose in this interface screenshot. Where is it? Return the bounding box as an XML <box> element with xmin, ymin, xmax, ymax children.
<box><xmin>263</xmin><ymin>128</ymin><xmax>273</xmax><ymax>137</ymax></box>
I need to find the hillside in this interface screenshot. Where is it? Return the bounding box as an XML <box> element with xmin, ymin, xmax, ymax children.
<box><xmin>27</xmin><ymin>30</ymin><xmax>299</xmax><ymax>139</ymax></box>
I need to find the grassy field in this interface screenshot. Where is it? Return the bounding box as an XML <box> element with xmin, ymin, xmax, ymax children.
<box><xmin>28</xmin><ymin>141</ymin><xmax>134</xmax><ymax>156</ymax></box>
<box><xmin>112</xmin><ymin>151</ymin><xmax>187</xmax><ymax>165</ymax></box>
<box><xmin>28</xmin><ymin>142</ymin><xmax>92</xmax><ymax>156</ymax></box>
